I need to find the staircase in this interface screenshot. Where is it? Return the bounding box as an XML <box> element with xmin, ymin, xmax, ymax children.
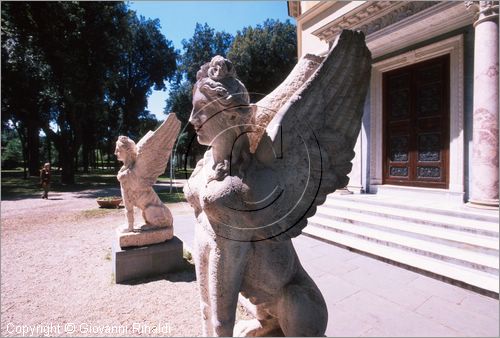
<box><xmin>303</xmin><ymin>193</ymin><xmax>499</xmax><ymax>297</ymax></box>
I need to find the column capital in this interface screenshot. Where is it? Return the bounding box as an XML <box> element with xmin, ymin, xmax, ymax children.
<box><xmin>465</xmin><ymin>1</ymin><xmax>499</xmax><ymax>27</ymax></box>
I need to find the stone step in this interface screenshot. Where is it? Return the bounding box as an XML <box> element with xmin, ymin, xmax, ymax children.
<box><xmin>308</xmin><ymin>215</ymin><xmax>499</xmax><ymax>274</ymax></box>
<box><xmin>327</xmin><ymin>194</ymin><xmax>499</xmax><ymax>223</ymax></box>
<box><xmin>369</xmin><ymin>185</ymin><xmax>499</xmax><ymax>222</ymax></box>
<box><xmin>315</xmin><ymin>207</ymin><xmax>499</xmax><ymax>254</ymax></box>
<box><xmin>323</xmin><ymin>196</ymin><xmax>499</xmax><ymax>237</ymax></box>
<box><xmin>303</xmin><ymin>225</ymin><xmax>499</xmax><ymax>295</ymax></box>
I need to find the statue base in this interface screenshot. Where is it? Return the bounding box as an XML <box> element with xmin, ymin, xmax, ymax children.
<box><xmin>117</xmin><ymin>224</ymin><xmax>173</xmax><ymax>249</ymax></box>
<box><xmin>112</xmin><ymin>236</ymin><xmax>183</xmax><ymax>283</ymax></box>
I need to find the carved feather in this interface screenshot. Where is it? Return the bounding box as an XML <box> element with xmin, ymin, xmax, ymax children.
<box><xmin>134</xmin><ymin>113</ymin><xmax>181</xmax><ymax>186</ymax></box>
<box><xmin>256</xmin><ymin>30</ymin><xmax>372</xmax><ymax>241</ymax></box>
<box><xmin>248</xmin><ymin>53</ymin><xmax>324</xmax><ymax>153</ymax></box>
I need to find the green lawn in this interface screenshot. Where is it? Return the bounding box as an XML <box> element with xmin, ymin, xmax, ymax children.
<box><xmin>1</xmin><ymin>169</ymin><xmax>119</xmax><ymax>199</ymax></box>
<box><xmin>157</xmin><ymin>191</ymin><xmax>186</xmax><ymax>203</ymax></box>
<box><xmin>1</xmin><ymin>169</ymin><xmax>189</xmax><ymax>201</ymax></box>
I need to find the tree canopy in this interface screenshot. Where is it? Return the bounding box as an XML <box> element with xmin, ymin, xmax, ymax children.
<box><xmin>179</xmin><ymin>23</ymin><xmax>233</xmax><ymax>84</ymax></box>
<box><xmin>2</xmin><ymin>2</ymin><xmax>177</xmax><ymax>183</ymax></box>
<box><xmin>228</xmin><ymin>19</ymin><xmax>297</xmax><ymax>101</ymax></box>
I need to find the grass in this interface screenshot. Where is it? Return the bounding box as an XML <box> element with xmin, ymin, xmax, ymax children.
<box><xmin>158</xmin><ymin>168</ymin><xmax>194</xmax><ymax>181</ymax></box>
<box><xmin>1</xmin><ymin>174</ymin><xmax>41</xmax><ymax>198</ymax></box>
<box><xmin>78</xmin><ymin>208</ymin><xmax>119</xmax><ymax>219</ymax></box>
<box><xmin>1</xmin><ymin>169</ymin><xmax>119</xmax><ymax>199</ymax></box>
<box><xmin>157</xmin><ymin>191</ymin><xmax>186</xmax><ymax>204</ymax></box>
<box><xmin>1</xmin><ymin>168</ymin><xmax>193</xmax><ymax>200</ymax></box>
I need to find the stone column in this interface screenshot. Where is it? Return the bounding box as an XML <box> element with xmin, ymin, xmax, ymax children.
<box><xmin>346</xmin><ymin>132</ymin><xmax>363</xmax><ymax>194</ymax></box>
<box><xmin>466</xmin><ymin>1</ymin><xmax>499</xmax><ymax>208</ymax></box>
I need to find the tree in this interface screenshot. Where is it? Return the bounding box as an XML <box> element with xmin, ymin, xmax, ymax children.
<box><xmin>108</xmin><ymin>12</ymin><xmax>177</xmax><ymax>141</ymax></box>
<box><xmin>179</xmin><ymin>23</ymin><xmax>233</xmax><ymax>83</ymax></box>
<box><xmin>2</xmin><ymin>2</ymin><xmax>177</xmax><ymax>183</ymax></box>
<box><xmin>1</xmin><ymin>2</ymin><xmax>53</xmax><ymax>176</ymax></box>
<box><xmin>166</xmin><ymin>23</ymin><xmax>231</xmax><ymax>167</ymax></box>
<box><xmin>1</xmin><ymin>127</ymin><xmax>23</xmax><ymax>169</ymax></box>
<box><xmin>227</xmin><ymin>19</ymin><xmax>297</xmax><ymax>101</ymax></box>
<box><xmin>2</xmin><ymin>2</ymin><xmax>129</xmax><ymax>182</ymax></box>
<box><xmin>164</xmin><ymin>81</ymin><xmax>206</xmax><ymax>168</ymax></box>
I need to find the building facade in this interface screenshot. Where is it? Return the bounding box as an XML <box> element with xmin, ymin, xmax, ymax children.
<box><xmin>288</xmin><ymin>1</ymin><xmax>499</xmax><ymax>209</ymax></box>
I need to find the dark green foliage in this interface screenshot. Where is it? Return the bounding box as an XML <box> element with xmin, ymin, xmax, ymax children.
<box><xmin>227</xmin><ymin>19</ymin><xmax>297</xmax><ymax>101</ymax></box>
<box><xmin>164</xmin><ymin>85</ymin><xmax>207</xmax><ymax>167</ymax></box>
<box><xmin>164</xmin><ymin>81</ymin><xmax>199</xmax><ymax>165</ymax></box>
<box><xmin>166</xmin><ymin>81</ymin><xmax>193</xmax><ymax>128</ymax></box>
<box><xmin>179</xmin><ymin>23</ymin><xmax>233</xmax><ymax>83</ymax></box>
<box><xmin>108</xmin><ymin>11</ymin><xmax>178</xmax><ymax>140</ymax></box>
<box><xmin>166</xmin><ymin>23</ymin><xmax>232</xmax><ymax>167</ymax></box>
<box><xmin>1</xmin><ymin>129</ymin><xmax>23</xmax><ymax>169</ymax></box>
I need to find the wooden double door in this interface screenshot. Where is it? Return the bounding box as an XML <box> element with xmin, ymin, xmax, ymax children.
<box><xmin>383</xmin><ymin>55</ymin><xmax>450</xmax><ymax>189</ymax></box>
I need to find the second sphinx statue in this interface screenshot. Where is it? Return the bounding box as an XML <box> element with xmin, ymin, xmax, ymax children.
<box><xmin>115</xmin><ymin>114</ymin><xmax>181</xmax><ymax>234</ymax></box>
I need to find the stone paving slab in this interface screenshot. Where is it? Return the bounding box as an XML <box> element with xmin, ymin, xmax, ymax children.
<box><xmin>415</xmin><ymin>296</ymin><xmax>499</xmax><ymax>337</ymax></box>
<box><xmin>174</xmin><ymin>212</ymin><xmax>500</xmax><ymax>336</ymax></box>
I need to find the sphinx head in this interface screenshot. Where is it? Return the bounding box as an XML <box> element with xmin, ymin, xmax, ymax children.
<box><xmin>115</xmin><ymin>136</ymin><xmax>137</xmax><ymax>164</ymax></box>
<box><xmin>189</xmin><ymin>56</ymin><xmax>252</xmax><ymax>146</ymax></box>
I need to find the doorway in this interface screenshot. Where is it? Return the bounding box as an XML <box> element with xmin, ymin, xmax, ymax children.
<box><xmin>382</xmin><ymin>54</ymin><xmax>450</xmax><ymax>189</ymax></box>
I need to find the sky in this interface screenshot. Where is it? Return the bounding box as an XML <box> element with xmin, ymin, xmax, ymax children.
<box><xmin>127</xmin><ymin>1</ymin><xmax>293</xmax><ymax>120</ymax></box>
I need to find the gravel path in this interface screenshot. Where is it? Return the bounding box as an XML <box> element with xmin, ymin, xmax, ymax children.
<box><xmin>1</xmin><ymin>188</ymin><xmax>202</xmax><ymax>337</ymax></box>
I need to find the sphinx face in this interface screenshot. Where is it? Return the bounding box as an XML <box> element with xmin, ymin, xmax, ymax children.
<box><xmin>189</xmin><ymin>88</ymin><xmax>227</xmax><ymax>146</ymax></box>
<box><xmin>114</xmin><ymin>145</ymin><xmax>126</xmax><ymax>162</ymax></box>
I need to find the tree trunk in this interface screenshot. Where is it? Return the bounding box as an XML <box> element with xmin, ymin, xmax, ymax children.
<box><xmin>13</xmin><ymin>123</ymin><xmax>28</xmax><ymax>179</ymax></box>
<box><xmin>60</xmin><ymin>148</ymin><xmax>75</xmax><ymax>184</ymax></box>
<box><xmin>91</xmin><ymin>149</ymin><xmax>96</xmax><ymax>170</ymax></box>
<box><xmin>82</xmin><ymin>141</ymin><xmax>90</xmax><ymax>173</ymax></box>
<box><xmin>47</xmin><ymin>137</ymin><xmax>52</xmax><ymax>164</ymax></box>
<box><xmin>96</xmin><ymin>149</ymin><xmax>101</xmax><ymax>169</ymax></box>
<box><xmin>41</xmin><ymin>125</ymin><xmax>76</xmax><ymax>184</ymax></box>
<box><xmin>22</xmin><ymin>148</ymin><xmax>28</xmax><ymax>179</ymax></box>
<box><xmin>98</xmin><ymin>149</ymin><xmax>104</xmax><ymax>170</ymax></box>
<box><xmin>107</xmin><ymin>148</ymin><xmax>111</xmax><ymax>169</ymax></box>
<box><xmin>27</xmin><ymin>121</ymin><xmax>40</xmax><ymax>176</ymax></box>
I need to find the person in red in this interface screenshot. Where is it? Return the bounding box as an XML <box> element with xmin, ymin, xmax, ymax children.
<box><xmin>40</xmin><ymin>162</ymin><xmax>51</xmax><ymax>199</ymax></box>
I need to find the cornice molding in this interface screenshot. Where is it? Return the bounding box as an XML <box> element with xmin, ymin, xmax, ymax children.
<box><xmin>367</xmin><ymin>2</ymin><xmax>475</xmax><ymax>59</ymax></box>
<box><xmin>312</xmin><ymin>1</ymin><xmax>439</xmax><ymax>41</ymax></box>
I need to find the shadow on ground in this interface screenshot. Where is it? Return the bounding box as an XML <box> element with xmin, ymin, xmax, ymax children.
<box><xmin>120</xmin><ymin>258</ymin><xmax>196</xmax><ymax>285</ymax></box>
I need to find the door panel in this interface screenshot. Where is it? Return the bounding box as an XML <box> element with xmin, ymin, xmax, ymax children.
<box><xmin>383</xmin><ymin>55</ymin><xmax>449</xmax><ymax>189</ymax></box>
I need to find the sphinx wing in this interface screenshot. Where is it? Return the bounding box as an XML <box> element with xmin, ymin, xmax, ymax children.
<box><xmin>255</xmin><ymin>30</ymin><xmax>372</xmax><ymax>241</ymax></box>
<box><xmin>134</xmin><ymin>113</ymin><xmax>181</xmax><ymax>186</ymax></box>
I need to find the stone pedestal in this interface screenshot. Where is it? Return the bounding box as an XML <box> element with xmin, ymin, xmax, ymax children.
<box><xmin>112</xmin><ymin>236</ymin><xmax>183</xmax><ymax>283</ymax></box>
<box><xmin>117</xmin><ymin>224</ymin><xmax>173</xmax><ymax>248</ymax></box>
<box><xmin>467</xmin><ymin>1</ymin><xmax>499</xmax><ymax>208</ymax></box>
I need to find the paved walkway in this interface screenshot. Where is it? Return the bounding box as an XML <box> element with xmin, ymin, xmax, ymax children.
<box><xmin>173</xmin><ymin>210</ymin><xmax>499</xmax><ymax>337</ymax></box>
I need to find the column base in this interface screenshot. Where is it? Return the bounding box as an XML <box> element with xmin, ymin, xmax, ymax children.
<box><xmin>466</xmin><ymin>198</ymin><xmax>499</xmax><ymax>210</ymax></box>
<box><xmin>334</xmin><ymin>187</ymin><xmax>354</xmax><ymax>195</ymax></box>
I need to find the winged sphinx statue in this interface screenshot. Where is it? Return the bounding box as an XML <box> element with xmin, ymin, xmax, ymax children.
<box><xmin>115</xmin><ymin>113</ymin><xmax>181</xmax><ymax>233</ymax></box>
<box><xmin>184</xmin><ymin>30</ymin><xmax>371</xmax><ymax>336</ymax></box>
